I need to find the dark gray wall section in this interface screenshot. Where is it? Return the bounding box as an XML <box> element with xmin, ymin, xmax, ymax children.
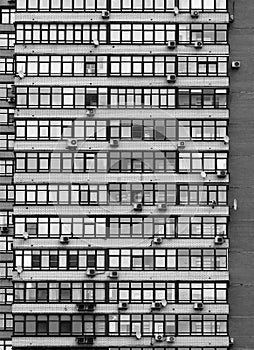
<box><xmin>229</xmin><ymin>0</ymin><xmax>254</xmax><ymax>349</ymax></box>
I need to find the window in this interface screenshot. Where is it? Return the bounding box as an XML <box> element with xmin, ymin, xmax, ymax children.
<box><xmin>16</xmin><ymin>23</ymin><xmax>227</xmax><ymax>45</ymax></box>
<box><xmin>0</xmin><ymin>211</ymin><xmax>13</xmax><ymax>228</ymax></box>
<box><xmin>0</xmin><ymin>287</ymin><xmax>13</xmax><ymax>304</ymax></box>
<box><xmin>179</xmin><ymin>0</ymin><xmax>227</xmax><ymax>11</ymax></box>
<box><xmin>0</xmin><ymin>159</ymin><xmax>14</xmax><ymax>176</ymax></box>
<box><xmin>14</xmin><ymin>183</ymin><xmax>177</xmax><ymax>205</ymax></box>
<box><xmin>0</xmin><ymin>340</ymin><xmax>12</xmax><ymax>350</ymax></box>
<box><xmin>14</xmin><ymin>248</ymin><xmax>228</xmax><ymax>271</ymax></box>
<box><xmin>16</xmin><ymin>23</ymin><xmax>107</xmax><ymax>44</ymax></box>
<box><xmin>15</xmin><ymin>151</ymin><xmax>176</xmax><ymax>173</ymax></box>
<box><xmin>14</xmin><ymin>281</ymin><xmax>227</xmax><ymax>304</ymax></box>
<box><xmin>0</xmin><ymin>58</ymin><xmax>14</xmax><ymax>75</ymax></box>
<box><xmin>14</xmin><ymin>183</ymin><xmax>226</xmax><ymax>206</ymax></box>
<box><xmin>16</xmin><ymin>54</ymin><xmax>229</xmax><ymax>77</ymax></box>
<box><xmin>110</xmin><ymin>55</ymin><xmax>176</xmax><ymax>76</ymax></box>
<box><xmin>0</xmin><ymin>314</ymin><xmax>13</xmax><ymax>331</ymax></box>
<box><xmin>179</xmin><ymin>24</ymin><xmax>227</xmax><ymax>44</ymax></box>
<box><xmin>0</xmin><ymin>134</ymin><xmax>15</xmax><ymax>150</ymax></box>
<box><xmin>0</xmin><ymin>235</ymin><xmax>13</xmax><ymax>252</ymax></box>
<box><xmin>179</xmin><ymin>184</ymin><xmax>227</xmax><ymax>205</ymax></box>
<box><xmin>0</xmin><ymin>185</ymin><xmax>14</xmax><ymax>202</ymax></box>
<box><xmin>0</xmin><ymin>262</ymin><xmax>13</xmax><ymax>279</ymax></box>
<box><xmin>0</xmin><ymin>109</ymin><xmax>14</xmax><ymax>125</ymax></box>
<box><xmin>0</xmin><ymin>33</ymin><xmax>15</xmax><ymax>49</ymax></box>
<box><xmin>14</xmin><ymin>215</ymin><xmax>227</xmax><ymax>239</ymax></box>
<box><xmin>16</xmin><ymin>0</ymin><xmax>227</xmax><ymax>12</ymax></box>
<box><xmin>16</xmin><ymin>86</ymin><xmax>227</xmax><ymax>109</ymax></box>
<box><xmin>178</xmin><ymin>88</ymin><xmax>228</xmax><ymax>108</ymax></box>
<box><xmin>178</xmin><ymin>56</ymin><xmax>228</xmax><ymax>76</ymax></box>
<box><xmin>15</xmin><ymin>118</ymin><xmax>227</xmax><ymax>141</ymax></box>
<box><xmin>0</xmin><ymin>84</ymin><xmax>14</xmax><ymax>101</ymax></box>
<box><xmin>13</xmin><ymin>313</ymin><xmax>228</xmax><ymax>336</ymax></box>
<box><xmin>178</xmin><ymin>152</ymin><xmax>228</xmax><ymax>173</ymax></box>
<box><xmin>178</xmin><ymin>120</ymin><xmax>227</xmax><ymax>140</ymax></box>
<box><xmin>110</xmin><ymin>24</ymin><xmax>176</xmax><ymax>44</ymax></box>
<box><xmin>0</xmin><ymin>8</ymin><xmax>15</xmax><ymax>24</ymax></box>
<box><xmin>178</xmin><ymin>282</ymin><xmax>227</xmax><ymax>303</ymax></box>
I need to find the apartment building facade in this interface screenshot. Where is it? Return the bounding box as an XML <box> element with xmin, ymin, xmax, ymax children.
<box><xmin>0</xmin><ymin>2</ymin><xmax>15</xmax><ymax>350</ymax></box>
<box><xmin>1</xmin><ymin>0</ymin><xmax>243</xmax><ymax>349</ymax></box>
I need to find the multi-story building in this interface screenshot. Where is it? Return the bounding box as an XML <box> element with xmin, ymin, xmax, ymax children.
<box><xmin>6</xmin><ymin>0</ymin><xmax>254</xmax><ymax>349</ymax></box>
<box><xmin>0</xmin><ymin>2</ymin><xmax>15</xmax><ymax>350</ymax></box>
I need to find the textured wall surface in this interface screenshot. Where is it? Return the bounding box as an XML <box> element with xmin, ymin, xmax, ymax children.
<box><xmin>229</xmin><ymin>0</ymin><xmax>254</xmax><ymax>348</ymax></box>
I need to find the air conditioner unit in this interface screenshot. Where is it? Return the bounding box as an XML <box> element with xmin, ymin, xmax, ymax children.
<box><xmin>191</xmin><ymin>10</ymin><xmax>199</xmax><ymax>18</ymax></box>
<box><xmin>86</xmin><ymin>268</ymin><xmax>96</xmax><ymax>277</ymax></box>
<box><xmin>109</xmin><ymin>271</ymin><xmax>119</xmax><ymax>278</ymax></box>
<box><xmin>23</xmin><ymin>231</ymin><xmax>29</xmax><ymax>240</ymax></box>
<box><xmin>166</xmin><ymin>335</ymin><xmax>176</xmax><ymax>343</ymax></box>
<box><xmin>173</xmin><ymin>6</ymin><xmax>179</xmax><ymax>15</ymax></box>
<box><xmin>177</xmin><ymin>141</ymin><xmax>185</xmax><ymax>149</ymax></box>
<box><xmin>118</xmin><ymin>302</ymin><xmax>128</xmax><ymax>310</ymax></box>
<box><xmin>153</xmin><ymin>237</ymin><xmax>163</xmax><ymax>245</ymax></box>
<box><xmin>76</xmin><ymin>337</ymin><xmax>94</xmax><ymax>345</ymax></box>
<box><xmin>16</xmin><ymin>266</ymin><xmax>22</xmax><ymax>274</ymax></box>
<box><xmin>151</xmin><ymin>301</ymin><xmax>163</xmax><ymax>310</ymax></box>
<box><xmin>77</xmin><ymin>303</ymin><xmax>85</xmax><ymax>311</ymax></box>
<box><xmin>232</xmin><ymin>61</ymin><xmax>240</xmax><ymax>69</ymax></box>
<box><xmin>217</xmin><ymin>170</ymin><xmax>227</xmax><ymax>178</ymax></box>
<box><xmin>194</xmin><ymin>41</ymin><xmax>203</xmax><ymax>48</ymax></box>
<box><xmin>229</xmin><ymin>337</ymin><xmax>234</xmax><ymax>346</ymax></box>
<box><xmin>157</xmin><ymin>203</ymin><xmax>167</xmax><ymax>211</ymax></box>
<box><xmin>7</xmin><ymin>97</ymin><xmax>15</xmax><ymax>103</ymax></box>
<box><xmin>193</xmin><ymin>302</ymin><xmax>204</xmax><ymax>310</ymax></box>
<box><xmin>223</xmin><ymin>135</ymin><xmax>230</xmax><ymax>144</ymax></box>
<box><xmin>210</xmin><ymin>200</ymin><xmax>217</xmax><ymax>208</ymax></box>
<box><xmin>84</xmin><ymin>337</ymin><xmax>95</xmax><ymax>345</ymax></box>
<box><xmin>77</xmin><ymin>303</ymin><xmax>95</xmax><ymax>312</ymax></box>
<box><xmin>102</xmin><ymin>10</ymin><xmax>110</xmax><ymax>18</ymax></box>
<box><xmin>92</xmin><ymin>39</ymin><xmax>99</xmax><ymax>47</ymax></box>
<box><xmin>166</xmin><ymin>336</ymin><xmax>175</xmax><ymax>343</ymax></box>
<box><xmin>135</xmin><ymin>331</ymin><xmax>142</xmax><ymax>340</ymax></box>
<box><xmin>167</xmin><ymin>74</ymin><xmax>176</xmax><ymax>83</ymax></box>
<box><xmin>66</xmin><ymin>138</ymin><xmax>78</xmax><ymax>150</ymax></box>
<box><xmin>154</xmin><ymin>334</ymin><xmax>164</xmax><ymax>342</ymax></box>
<box><xmin>86</xmin><ymin>108</ymin><xmax>96</xmax><ymax>117</ymax></box>
<box><xmin>133</xmin><ymin>203</ymin><xmax>142</xmax><ymax>211</ymax></box>
<box><xmin>168</xmin><ymin>40</ymin><xmax>177</xmax><ymax>49</ymax></box>
<box><xmin>110</xmin><ymin>139</ymin><xmax>119</xmax><ymax>147</ymax></box>
<box><xmin>76</xmin><ymin>337</ymin><xmax>85</xmax><ymax>345</ymax></box>
<box><xmin>59</xmin><ymin>236</ymin><xmax>69</xmax><ymax>244</ymax></box>
<box><xmin>201</xmin><ymin>171</ymin><xmax>207</xmax><ymax>179</ymax></box>
<box><xmin>1</xmin><ymin>227</ymin><xmax>9</xmax><ymax>234</ymax></box>
<box><xmin>214</xmin><ymin>235</ymin><xmax>225</xmax><ymax>245</ymax></box>
<box><xmin>17</xmin><ymin>71</ymin><xmax>25</xmax><ymax>79</ymax></box>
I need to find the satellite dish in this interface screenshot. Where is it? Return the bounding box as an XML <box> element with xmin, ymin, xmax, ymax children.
<box><xmin>201</xmin><ymin>171</ymin><xmax>207</xmax><ymax>179</ymax></box>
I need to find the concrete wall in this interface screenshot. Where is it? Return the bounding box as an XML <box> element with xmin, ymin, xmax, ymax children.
<box><xmin>228</xmin><ymin>0</ymin><xmax>254</xmax><ymax>348</ymax></box>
